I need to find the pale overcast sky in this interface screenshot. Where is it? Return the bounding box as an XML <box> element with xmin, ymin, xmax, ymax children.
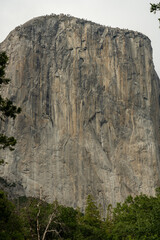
<box><xmin>0</xmin><ymin>0</ymin><xmax>160</xmax><ymax>76</ymax></box>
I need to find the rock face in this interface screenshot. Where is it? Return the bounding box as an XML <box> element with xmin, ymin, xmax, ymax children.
<box><xmin>0</xmin><ymin>14</ymin><xmax>160</xmax><ymax>211</ymax></box>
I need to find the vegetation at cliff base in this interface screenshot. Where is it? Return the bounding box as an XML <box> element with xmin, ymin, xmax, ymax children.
<box><xmin>0</xmin><ymin>190</ymin><xmax>24</xmax><ymax>240</ymax></box>
<box><xmin>1</xmin><ymin>190</ymin><xmax>160</xmax><ymax>239</ymax></box>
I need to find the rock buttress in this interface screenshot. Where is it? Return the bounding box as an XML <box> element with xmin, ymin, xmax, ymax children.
<box><xmin>0</xmin><ymin>14</ymin><xmax>160</xmax><ymax>212</ymax></box>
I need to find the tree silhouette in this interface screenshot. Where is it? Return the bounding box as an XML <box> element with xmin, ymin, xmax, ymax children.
<box><xmin>0</xmin><ymin>52</ymin><xmax>21</xmax><ymax>164</ymax></box>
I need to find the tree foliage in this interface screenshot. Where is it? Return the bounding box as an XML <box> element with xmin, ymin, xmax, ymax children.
<box><xmin>111</xmin><ymin>190</ymin><xmax>160</xmax><ymax>240</ymax></box>
<box><xmin>19</xmin><ymin>197</ymin><xmax>67</xmax><ymax>240</ymax></box>
<box><xmin>17</xmin><ymin>195</ymin><xmax>108</xmax><ymax>240</ymax></box>
<box><xmin>150</xmin><ymin>2</ymin><xmax>160</xmax><ymax>23</ymax></box>
<box><xmin>1</xmin><ymin>190</ymin><xmax>160</xmax><ymax>239</ymax></box>
<box><xmin>76</xmin><ymin>195</ymin><xmax>108</xmax><ymax>240</ymax></box>
<box><xmin>0</xmin><ymin>52</ymin><xmax>21</xmax><ymax>163</ymax></box>
<box><xmin>84</xmin><ymin>194</ymin><xmax>101</xmax><ymax>227</ymax></box>
<box><xmin>0</xmin><ymin>52</ymin><xmax>10</xmax><ymax>85</ymax></box>
<box><xmin>0</xmin><ymin>190</ymin><xmax>24</xmax><ymax>240</ymax></box>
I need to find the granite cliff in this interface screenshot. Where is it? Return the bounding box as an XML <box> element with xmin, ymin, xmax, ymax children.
<box><xmin>0</xmin><ymin>14</ymin><xmax>160</xmax><ymax>211</ymax></box>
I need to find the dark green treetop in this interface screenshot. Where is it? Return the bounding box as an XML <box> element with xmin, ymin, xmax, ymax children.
<box><xmin>110</xmin><ymin>189</ymin><xmax>160</xmax><ymax>240</ymax></box>
<box><xmin>0</xmin><ymin>190</ymin><xmax>25</xmax><ymax>240</ymax></box>
<box><xmin>150</xmin><ymin>2</ymin><xmax>160</xmax><ymax>23</ymax></box>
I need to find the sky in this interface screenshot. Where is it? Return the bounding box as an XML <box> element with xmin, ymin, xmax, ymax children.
<box><xmin>0</xmin><ymin>0</ymin><xmax>160</xmax><ymax>76</ymax></box>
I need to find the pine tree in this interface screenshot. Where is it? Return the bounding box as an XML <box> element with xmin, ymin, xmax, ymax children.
<box><xmin>150</xmin><ymin>2</ymin><xmax>160</xmax><ymax>23</ymax></box>
<box><xmin>84</xmin><ymin>194</ymin><xmax>101</xmax><ymax>227</ymax></box>
<box><xmin>0</xmin><ymin>190</ymin><xmax>24</xmax><ymax>240</ymax></box>
<box><xmin>82</xmin><ymin>195</ymin><xmax>108</xmax><ymax>239</ymax></box>
<box><xmin>0</xmin><ymin>52</ymin><xmax>21</xmax><ymax>164</ymax></box>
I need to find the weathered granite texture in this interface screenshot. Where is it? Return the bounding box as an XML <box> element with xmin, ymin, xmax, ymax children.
<box><xmin>0</xmin><ymin>14</ymin><xmax>160</xmax><ymax>211</ymax></box>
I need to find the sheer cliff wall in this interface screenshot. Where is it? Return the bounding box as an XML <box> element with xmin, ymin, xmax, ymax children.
<box><xmin>0</xmin><ymin>14</ymin><xmax>160</xmax><ymax>211</ymax></box>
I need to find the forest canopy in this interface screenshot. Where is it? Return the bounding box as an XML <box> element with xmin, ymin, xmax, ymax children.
<box><xmin>1</xmin><ymin>189</ymin><xmax>160</xmax><ymax>240</ymax></box>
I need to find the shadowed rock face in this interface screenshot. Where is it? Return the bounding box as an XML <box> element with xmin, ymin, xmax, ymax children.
<box><xmin>0</xmin><ymin>14</ymin><xmax>160</xmax><ymax>211</ymax></box>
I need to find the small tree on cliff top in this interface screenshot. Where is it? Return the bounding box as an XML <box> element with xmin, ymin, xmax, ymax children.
<box><xmin>150</xmin><ymin>2</ymin><xmax>160</xmax><ymax>23</ymax></box>
<box><xmin>0</xmin><ymin>52</ymin><xmax>21</xmax><ymax>164</ymax></box>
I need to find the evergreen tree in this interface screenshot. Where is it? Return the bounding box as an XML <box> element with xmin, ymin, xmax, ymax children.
<box><xmin>84</xmin><ymin>194</ymin><xmax>101</xmax><ymax>227</ymax></box>
<box><xmin>0</xmin><ymin>52</ymin><xmax>21</xmax><ymax>164</ymax></box>
<box><xmin>150</xmin><ymin>2</ymin><xmax>160</xmax><ymax>23</ymax></box>
<box><xmin>0</xmin><ymin>190</ymin><xmax>24</xmax><ymax>240</ymax></box>
<box><xmin>110</xmin><ymin>190</ymin><xmax>160</xmax><ymax>240</ymax></box>
<box><xmin>80</xmin><ymin>195</ymin><xmax>108</xmax><ymax>240</ymax></box>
